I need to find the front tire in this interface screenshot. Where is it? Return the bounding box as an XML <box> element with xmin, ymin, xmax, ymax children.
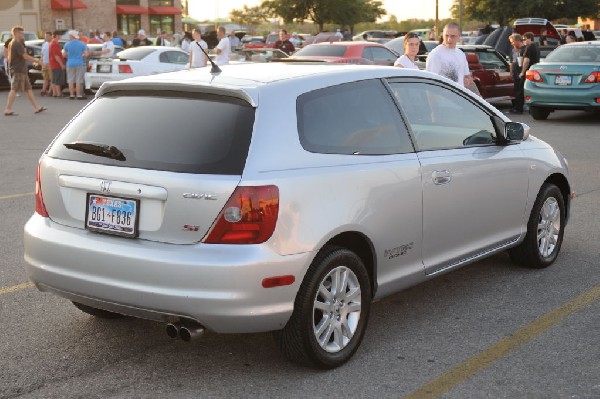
<box><xmin>509</xmin><ymin>184</ymin><xmax>565</xmax><ymax>268</ymax></box>
<box><xmin>274</xmin><ymin>246</ymin><xmax>371</xmax><ymax>369</ymax></box>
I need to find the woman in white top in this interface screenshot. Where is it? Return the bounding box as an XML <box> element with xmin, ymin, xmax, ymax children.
<box><xmin>394</xmin><ymin>32</ymin><xmax>420</xmax><ymax>70</ymax></box>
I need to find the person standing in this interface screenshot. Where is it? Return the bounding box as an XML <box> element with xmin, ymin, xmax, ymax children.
<box><xmin>508</xmin><ymin>33</ymin><xmax>525</xmax><ymax>114</ymax></box>
<box><xmin>394</xmin><ymin>32</ymin><xmax>420</xmax><ymax>69</ymax></box>
<box><xmin>520</xmin><ymin>32</ymin><xmax>539</xmax><ymax>81</ymax></box>
<box><xmin>188</xmin><ymin>28</ymin><xmax>207</xmax><ymax>68</ymax></box>
<box><xmin>274</xmin><ymin>29</ymin><xmax>295</xmax><ymax>55</ymax></box>
<box><xmin>111</xmin><ymin>31</ymin><xmax>125</xmax><ymax>47</ymax></box>
<box><xmin>425</xmin><ymin>22</ymin><xmax>480</xmax><ymax>96</ymax></box>
<box><xmin>88</xmin><ymin>31</ymin><xmax>102</xmax><ymax>44</ymax></box>
<box><xmin>62</xmin><ymin>30</ymin><xmax>89</xmax><ymax>100</ymax></box>
<box><xmin>92</xmin><ymin>31</ymin><xmax>115</xmax><ymax>58</ymax></box>
<box><xmin>228</xmin><ymin>31</ymin><xmax>240</xmax><ymax>50</ymax></box>
<box><xmin>181</xmin><ymin>31</ymin><xmax>192</xmax><ymax>53</ymax></box>
<box><xmin>214</xmin><ymin>26</ymin><xmax>231</xmax><ymax>66</ymax></box>
<box><xmin>3</xmin><ymin>26</ymin><xmax>46</xmax><ymax>116</ymax></box>
<box><xmin>49</xmin><ymin>30</ymin><xmax>66</xmax><ymax>98</ymax></box>
<box><xmin>40</xmin><ymin>31</ymin><xmax>52</xmax><ymax>96</ymax></box>
<box><xmin>155</xmin><ymin>30</ymin><xmax>168</xmax><ymax>46</ymax></box>
<box><xmin>132</xmin><ymin>30</ymin><xmax>152</xmax><ymax>47</ymax></box>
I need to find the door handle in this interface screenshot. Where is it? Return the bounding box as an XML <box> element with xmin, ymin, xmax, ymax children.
<box><xmin>432</xmin><ymin>170</ymin><xmax>452</xmax><ymax>185</ymax></box>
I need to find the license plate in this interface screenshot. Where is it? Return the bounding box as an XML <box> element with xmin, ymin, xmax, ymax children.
<box><xmin>86</xmin><ymin>194</ymin><xmax>139</xmax><ymax>237</ymax></box>
<box><xmin>97</xmin><ymin>64</ymin><xmax>112</xmax><ymax>73</ymax></box>
<box><xmin>555</xmin><ymin>75</ymin><xmax>572</xmax><ymax>85</ymax></box>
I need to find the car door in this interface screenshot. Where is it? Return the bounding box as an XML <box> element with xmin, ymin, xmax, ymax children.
<box><xmin>387</xmin><ymin>78</ymin><xmax>529</xmax><ymax>275</ymax></box>
<box><xmin>478</xmin><ymin>50</ymin><xmax>514</xmax><ymax>99</ymax></box>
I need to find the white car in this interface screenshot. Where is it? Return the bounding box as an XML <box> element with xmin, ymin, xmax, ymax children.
<box><xmin>85</xmin><ymin>46</ymin><xmax>189</xmax><ymax>90</ymax></box>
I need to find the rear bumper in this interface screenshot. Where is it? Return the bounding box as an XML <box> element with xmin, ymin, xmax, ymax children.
<box><xmin>24</xmin><ymin>214</ymin><xmax>311</xmax><ymax>333</ymax></box>
<box><xmin>525</xmin><ymin>84</ymin><xmax>600</xmax><ymax>111</ymax></box>
<box><xmin>84</xmin><ymin>73</ymin><xmax>125</xmax><ymax>90</ymax></box>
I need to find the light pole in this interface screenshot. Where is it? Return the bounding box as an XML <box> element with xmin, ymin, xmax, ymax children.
<box><xmin>70</xmin><ymin>0</ymin><xmax>75</xmax><ymax>29</ymax></box>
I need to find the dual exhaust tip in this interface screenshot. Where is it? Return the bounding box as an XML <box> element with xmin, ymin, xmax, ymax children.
<box><xmin>166</xmin><ymin>321</ymin><xmax>204</xmax><ymax>342</ymax></box>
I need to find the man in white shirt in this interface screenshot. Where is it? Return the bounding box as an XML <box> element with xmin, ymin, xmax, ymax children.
<box><xmin>40</xmin><ymin>31</ymin><xmax>52</xmax><ymax>96</ymax></box>
<box><xmin>426</xmin><ymin>22</ymin><xmax>480</xmax><ymax>95</ymax></box>
<box><xmin>92</xmin><ymin>31</ymin><xmax>115</xmax><ymax>58</ymax></box>
<box><xmin>214</xmin><ymin>26</ymin><xmax>231</xmax><ymax>66</ymax></box>
<box><xmin>188</xmin><ymin>28</ymin><xmax>207</xmax><ymax>68</ymax></box>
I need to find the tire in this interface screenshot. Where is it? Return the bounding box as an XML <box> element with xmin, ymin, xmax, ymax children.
<box><xmin>72</xmin><ymin>301</ymin><xmax>126</xmax><ymax>319</ymax></box>
<box><xmin>509</xmin><ymin>184</ymin><xmax>565</xmax><ymax>268</ymax></box>
<box><xmin>530</xmin><ymin>107</ymin><xmax>550</xmax><ymax>120</ymax></box>
<box><xmin>274</xmin><ymin>246</ymin><xmax>371</xmax><ymax>369</ymax></box>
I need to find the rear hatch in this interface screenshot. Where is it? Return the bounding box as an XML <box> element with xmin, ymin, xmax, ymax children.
<box><xmin>41</xmin><ymin>89</ymin><xmax>255</xmax><ymax>244</ymax></box>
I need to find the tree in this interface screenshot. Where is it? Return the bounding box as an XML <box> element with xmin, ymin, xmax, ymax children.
<box><xmin>229</xmin><ymin>5</ymin><xmax>269</xmax><ymax>27</ymax></box>
<box><xmin>452</xmin><ymin>0</ymin><xmax>600</xmax><ymax>26</ymax></box>
<box><xmin>262</xmin><ymin>0</ymin><xmax>386</xmax><ymax>32</ymax></box>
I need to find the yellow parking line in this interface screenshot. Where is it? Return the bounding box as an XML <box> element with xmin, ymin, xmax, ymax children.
<box><xmin>0</xmin><ymin>192</ymin><xmax>34</xmax><ymax>201</ymax></box>
<box><xmin>0</xmin><ymin>282</ymin><xmax>35</xmax><ymax>296</ymax></box>
<box><xmin>405</xmin><ymin>283</ymin><xmax>600</xmax><ymax>399</ymax></box>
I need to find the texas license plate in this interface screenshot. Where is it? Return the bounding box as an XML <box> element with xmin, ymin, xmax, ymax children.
<box><xmin>97</xmin><ymin>64</ymin><xmax>112</xmax><ymax>73</ymax></box>
<box><xmin>555</xmin><ymin>75</ymin><xmax>572</xmax><ymax>85</ymax></box>
<box><xmin>86</xmin><ymin>194</ymin><xmax>139</xmax><ymax>237</ymax></box>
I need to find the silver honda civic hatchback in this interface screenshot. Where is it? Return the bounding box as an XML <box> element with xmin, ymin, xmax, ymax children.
<box><xmin>24</xmin><ymin>63</ymin><xmax>572</xmax><ymax>369</ymax></box>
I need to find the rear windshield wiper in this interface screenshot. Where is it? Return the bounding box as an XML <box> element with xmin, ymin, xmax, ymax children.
<box><xmin>64</xmin><ymin>142</ymin><xmax>126</xmax><ymax>161</ymax></box>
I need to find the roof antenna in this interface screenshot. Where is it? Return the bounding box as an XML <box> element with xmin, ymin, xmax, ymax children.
<box><xmin>196</xmin><ymin>42</ymin><xmax>221</xmax><ymax>74</ymax></box>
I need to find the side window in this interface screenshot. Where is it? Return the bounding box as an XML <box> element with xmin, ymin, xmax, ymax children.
<box><xmin>370</xmin><ymin>47</ymin><xmax>398</xmax><ymax>65</ymax></box>
<box><xmin>388</xmin><ymin>81</ymin><xmax>497</xmax><ymax>150</ymax></box>
<box><xmin>159</xmin><ymin>52</ymin><xmax>169</xmax><ymax>63</ymax></box>
<box><xmin>297</xmin><ymin>80</ymin><xmax>414</xmax><ymax>155</ymax></box>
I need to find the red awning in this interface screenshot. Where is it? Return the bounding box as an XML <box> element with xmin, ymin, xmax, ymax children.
<box><xmin>147</xmin><ymin>6</ymin><xmax>183</xmax><ymax>15</ymax></box>
<box><xmin>116</xmin><ymin>5</ymin><xmax>148</xmax><ymax>14</ymax></box>
<box><xmin>51</xmin><ymin>0</ymin><xmax>87</xmax><ymax>9</ymax></box>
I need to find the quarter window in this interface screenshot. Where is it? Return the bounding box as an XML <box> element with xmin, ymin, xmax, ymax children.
<box><xmin>297</xmin><ymin>80</ymin><xmax>413</xmax><ymax>155</ymax></box>
<box><xmin>388</xmin><ymin>81</ymin><xmax>497</xmax><ymax>150</ymax></box>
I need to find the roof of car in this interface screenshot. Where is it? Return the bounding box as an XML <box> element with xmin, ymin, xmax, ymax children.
<box><xmin>96</xmin><ymin>63</ymin><xmax>446</xmax><ymax>106</ymax></box>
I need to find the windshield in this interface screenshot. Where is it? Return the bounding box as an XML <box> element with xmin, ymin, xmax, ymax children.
<box><xmin>294</xmin><ymin>45</ymin><xmax>347</xmax><ymax>57</ymax></box>
<box><xmin>117</xmin><ymin>47</ymin><xmax>156</xmax><ymax>60</ymax></box>
<box><xmin>545</xmin><ymin>45</ymin><xmax>600</xmax><ymax>63</ymax></box>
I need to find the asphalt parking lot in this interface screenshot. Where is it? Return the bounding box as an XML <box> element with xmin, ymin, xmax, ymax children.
<box><xmin>1</xmin><ymin>90</ymin><xmax>599</xmax><ymax>398</ymax></box>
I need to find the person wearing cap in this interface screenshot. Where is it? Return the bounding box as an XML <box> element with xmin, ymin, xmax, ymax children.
<box><xmin>132</xmin><ymin>29</ymin><xmax>152</xmax><ymax>47</ymax></box>
<box><xmin>62</xmin><ymin>30</ymin><xmax>89</xmax><ymax>100</ymax></box>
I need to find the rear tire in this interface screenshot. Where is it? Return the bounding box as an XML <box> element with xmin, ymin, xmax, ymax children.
<box><xmin>530</xmin><ymin>107</ymin><xmax>550</xmax><ymax>120</ymax></box>
<box><xmin>274</xmin><ymin>246</ymin><xmax>371</xmax><ymax>369</ymax></box>
<box><xmin>72</xmin><ymin>301</ymin><xmax>126</xmax><ymax>319</ymax></box>
<box><xmin>509</xmin><ymin>184</ymin><xmax>565</xmax><ymax>268</ymax></box>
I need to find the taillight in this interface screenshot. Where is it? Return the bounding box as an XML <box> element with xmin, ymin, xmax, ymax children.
<box><xmin>35</xmin><ymin>164</ymin><xmax>49</xmax><ymax>217</ymax></box>
<box><xmin>584</xmin><ymin>71</ymin><xmax>600</xmax><ymax>83</ymax></box>
<box><xmin>118</xmin><ymin>64</ymin><xmax>133</xmax><ymax>73</ymax></box>
<box><xmin>525</xmin><ymin>70</ymin><xmax>543</xmax><ymax>82</ymax></box>
<box><xmin>203</xmin><ymin>185</ymin><xmax>279</xmax><ymax>244</ymax></box>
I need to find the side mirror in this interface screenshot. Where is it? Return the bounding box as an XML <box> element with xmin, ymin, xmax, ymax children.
<box><xmin>505</xmin><ymin>121</ymin><xmax>530</xmax><ymax>141</ymax></box>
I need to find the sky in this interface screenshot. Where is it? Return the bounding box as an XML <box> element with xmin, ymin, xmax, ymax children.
<box><xmin>188</xmin><ymin>0</ymin><xmax>453</xmax><ymax>23</ymax></box>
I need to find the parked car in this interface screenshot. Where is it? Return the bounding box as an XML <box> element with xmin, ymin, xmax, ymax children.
<box><xmin>285</xmin><ymin>42</ymin><xmax>398</xmax><ymax>65</ymax></box>
<box><xmin>25</xmin><ymin>40</ymin><xmax>124</xmax><ymax>85</ymax></box>
<box><xmin>85</xmin><ymin>46</ymin><xmax>189</xmax><ymax>91</ymax></box>
<box><xmin>1</xmin><ymin>30</ymin><xmax>38</xmax><ymax>42</ymax></box>
<box><xmin>457</xmin><ymin>45</ymin><xmax>514</xmax><ymax>101</ymax></box>
<box><xmin>232</xmin><ymin>47</ymin><xmax>289</xmax><ymax>63</ymax></box>
<box><xmin>24</xmin><ymin>62</ymin><xmax>572</xmax><ymax>369</ymax></box>
<box><xmin>385</xmin><ymin>36</ymin><xmax>434</xmax><ymax>56</ymax></box>
<box><xmin>524</xmin><ymin>41</ymin><xmax>600</xmax><ymax>120</ymax></box>
<box><xmin>241</xmin><ymin>35</ymin><xmax>265</xmax><ymax>48</ymax></box>
<box><xmin>352</xmin><ymin>30</ymin><xmax>391</xmax><ymax>41</ymax></box>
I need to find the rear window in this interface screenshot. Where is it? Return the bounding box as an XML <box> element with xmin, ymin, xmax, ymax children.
<box><xmin>545</xmin><ymin>45</ymin><xmax>600</xmax><ymax>63</ymax></box>
<box><xmin>294</xmin><ymin>45</ymin><xmax>347</xmax><ymax>57</ymax></box>
<box><xmin>116</xmin><ymin>47</ymin><xmax>155</xmax><ymax>60</ymax></box>
<box><xmin>47</xmin><ymin>90</ymin><xmax>255</xmax><ymax>175</ymax></box>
